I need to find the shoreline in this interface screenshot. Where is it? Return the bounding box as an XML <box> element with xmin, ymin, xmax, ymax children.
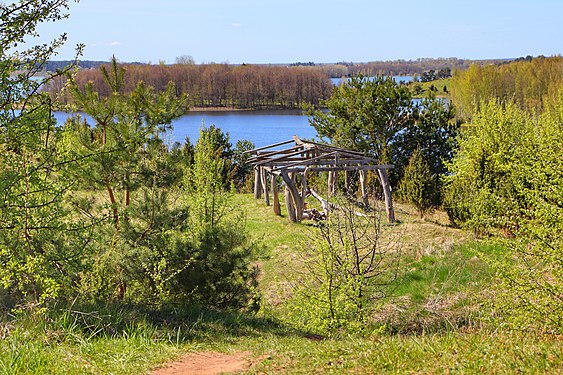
<box><xmin>190</xmin><ymin>106</ymin><xmax>252</xmax><ymax>112</ymax></box>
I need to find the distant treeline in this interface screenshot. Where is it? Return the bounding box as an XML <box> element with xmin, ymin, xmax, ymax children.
<box><xmin>47</xmin><ymin>56</ymin><xmax>541</xmax><ymax>110</ymax></box>
<box><xmin>43</xmin><ymin>60</ymin><xmax>143</xmax><ymax>71</ymax></box>
<box><xmin>44</xmin><ymin>56</ymin><xmax>519</xmax><ymax>79</ymax></box>
<box><xmin>45</xmin><ymin>57</ymin><xmax>499</xmax><ymax>77</ymax></box>
<box><xmin>50</xmin><ymin>63</ymin><xmax>334</xmax><ymax>109</ymax></box>
<box><xmin>318</xmin><ymin>57</ymin><xmax>514</xmax><ymax>78</ymax></box>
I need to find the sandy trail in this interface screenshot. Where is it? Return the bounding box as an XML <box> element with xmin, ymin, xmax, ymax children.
<box><xmin>151</xmin><ymin>351</ymin><xmax>252</xmax><ymax>375</ymax></box>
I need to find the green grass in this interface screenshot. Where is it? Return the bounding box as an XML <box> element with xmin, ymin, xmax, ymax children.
<box><xmin>410</xmin><ymin>78</ymin><xmax>452</xmax><ymax>98</ymax></box>
<box><xmin>229</xmin><ymin>330</ymin><xmax>563</xmax><ymax>374</ymax></box>
<box><xmin>0</xmin><ymin>313</ymin><xmax>182</xmax><ymax>374</ymax></box>
<box><xmin>1</xmin><ymin>194</ymin><xmax>562</xmax><ymax>374</ymax></box>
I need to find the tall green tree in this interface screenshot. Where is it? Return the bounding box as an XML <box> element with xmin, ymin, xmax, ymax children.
<box><xmin>306</xmin><ymin>75</ymin><xmax>414</xmax><ymax>165</ymax></box>
<box><xmin>394</xmin><ymin>94</ymin><xmax>458</xmax><ymax>204</ymax></box>
<box><xmin>58</xmin><ymin>57</ymin><xmax>190</xmax><ymax>301</ymax></box>
<box><xmin>179</xmin><ymin>126</ymin><xmax>259</xmax><ymax>309</ymax></box>
<box><xmin>62</xmin><ymin>56</ymin><xmax>190</xmax><ymax>228</ymax></box>
<box><xmin>396</xmin><ymin>96</ymin><xmax>457</xmax><ymax>176</ymax></box>
<box><xmin>307</xmin><ymin>76</ymin><xmax>457</xmax><ymax>196</ymax></box>
<box><xmin>0</xmin><ymin>0</ymin><xmax>86</xmax><ymax>306</ymax></box>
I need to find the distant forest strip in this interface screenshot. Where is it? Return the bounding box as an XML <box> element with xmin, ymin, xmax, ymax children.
<box><xmin>49</xmin><ymin>64</ymin><xmax>335</xmax><ymax>109</ymax></box>
<box><xmin>449</xmin><ymin>55</ymin><xmax>562</xmax><ymax>121</ymax></box>
<box><xmin>325</xmin><ymin>57</ymin><xmax>514</xmax><ymax>77</ymax></box>
<box><xmin>47</xmin><ymin>56</ymin><xmax>553</xmax><ymax>110</ymax></box>
<box><xmin>45</xmin><ymin>57</ymin><xmax>518</xmax><ymax>78</ymax></box>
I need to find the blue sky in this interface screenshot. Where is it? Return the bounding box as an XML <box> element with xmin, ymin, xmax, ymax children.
<box><xmin>36</xmin><ymin>0</ymin><xmax>562</xmax><ymax>64</ymax></box>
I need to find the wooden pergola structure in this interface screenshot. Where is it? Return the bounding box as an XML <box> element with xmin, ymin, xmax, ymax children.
<box><xmin>246</xmin><ymin>136</ymin><xmax>395</xmax><ymax>223</ymax></box>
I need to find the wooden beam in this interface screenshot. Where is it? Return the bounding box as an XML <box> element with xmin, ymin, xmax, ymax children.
<box><xmin>253</xmin><ymin>148</ymin><xmax>308</xmax><ymax>166</ymax></box>
<box><xmin>244</xmin><ymin>139</ymin><xmax>294</xmax><ymax>154</ymax></box>
<box><xmin>282</xmin><ymin>165</ymin><xmax>393</xmax><ymax>173</ymax></box>
<box><xmin>345</xmin><ymin>168</ymin><xmax>351</xmax><ymax>194</ymax></box>
<box><xmin>272</xmin><ymin>151</ymin><xmax>338</xmax><ymax>171</ymax></box>
<box><xmin>284</xmin><ymin>182</ymin><xmax>296</xmax><ymax>222</ymax></box>
<box><xmin>292</xmin><ymin>135</ymin><xmax>303</xmax><ymax>145</ymax></box>
<box><xmin>247</xmin><ymin>145</ymin><xmax>303</xmax><ymax>163</ymax></box>
<box><xmin>297</xmin><ymin>139</ymin><xmax>367</xmax><ymax>156</ymax></box>
<box><xmin>309</xmin><ymin>188</ymin><xmax>333</xmax><ymax>214</ymax></box>
<box><xmin>328</xmin><ymin>170</ymin><xmax>338</xmax><ymax>197</ymax></box>
<box><xmin>302</xmin><ymin>167</ymin><xmax>310</xmax><ymax>201</ymax></box>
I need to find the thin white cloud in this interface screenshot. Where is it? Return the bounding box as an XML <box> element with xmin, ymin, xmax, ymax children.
<box><xmin>231</xmin><ymin>23</ymin><xmax>242</xmax><ymax>28</ymax></box>
<box><xmin>89</xmin><ymin>41</ymin><xmax>122</xmax><ymax>48</ymax></box>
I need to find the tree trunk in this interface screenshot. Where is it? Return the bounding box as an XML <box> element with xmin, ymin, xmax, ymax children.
<box><xmin>345</xmin><ymin>169</ymin><xmax>352</xmax><ymax>195</ymax></box>
<box><xmin>106</xmin><ymin>184</ymin><xmax>119</xmax><ymax>227</ymax></box>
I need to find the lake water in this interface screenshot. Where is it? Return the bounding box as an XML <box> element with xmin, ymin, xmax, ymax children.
<box><xmin>171</xmin><ymin>109</ymin><xmax>317</xmax><ymax>147</ymax></box>
<box><xmin>53</xmin><ymin>75</ymin><xmax>416</xmax><ymax>148</ymax></box>
<box><xmin>53</xmin><ymin>109</ymin><xmax>318</xmax><ymax>148</ymax></box>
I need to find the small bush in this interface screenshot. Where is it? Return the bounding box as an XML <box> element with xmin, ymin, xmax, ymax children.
<box><xmin>289</xmin><ymin>198</ymin><xmax>401</xmax><ymax>335</ymax></box>
<box><xmin>397</xmin><ymin>149</ymin><xmax>437</xmax><ymax>217</ymax></box>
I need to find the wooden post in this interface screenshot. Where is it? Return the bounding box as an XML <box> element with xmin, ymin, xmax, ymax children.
<box><xmin>302</xmin><ymin>168</ymin><xmax>310</xmax><ymax>200</ymax></box>
<box><xmin>345</xmin><ymin>168</ymin><xmax>351</xmax><ymax>195</ymax></box>
<box><xmin>328</xmin><ymin>171</ymin><xmax>338</xmax><ymax>197</ymax></box>
<box><xmin>359</xmin><ymin>170</ymin><xmax>369</xmax><ymax>207</ymax></box>
<box><xmin>284</xmin><ymin>183</ymin><xmax>296</xmax><ymax>222</ymax></box>
<box><xmin>271</xmin><ymin>174</ymin><xmax>281</xmax><ymax>216</ymax></box>
<box><xmin>281</xmin><ymin>170</ymin><xmax>303</xmax><ymax>222</ymax></box>
<box><xmin>377</xmin><ymin>168</ymin><xmax>395</xmax><ymax>223</ymax></box>
<box><xmin>290</xmin><ymin>172</ymin><xmax>304</xmax><ymax>222</ymax></box>
<box><xmin>262</xmin><ymin>170</ymin><xmax>270</xmax><ymax>206</ymax></box>
<box><xmin>254</xmin><ymin>167</ymin><xmax>262</xmax><ymax>199</ymax></box>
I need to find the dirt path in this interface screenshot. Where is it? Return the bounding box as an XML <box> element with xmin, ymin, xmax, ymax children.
<box><xmin>151</xmin><ymin>351</ymin><xmax>252</xmax><ymax>375</ymax></box>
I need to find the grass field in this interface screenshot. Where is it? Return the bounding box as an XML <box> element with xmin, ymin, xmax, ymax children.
<box><xmin>411</xmin><ymin>78</ymin><xmax>452</xmax><ymax>99</ymax></box>
<box><xmin>1</xmin><ymin>194</ymin><xmax>562</xmax><ymax>374</ymax></box>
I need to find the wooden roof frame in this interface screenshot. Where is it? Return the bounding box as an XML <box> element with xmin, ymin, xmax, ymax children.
<box><xmin>247</xmin><ymin>136</ymin><xmax>392</xmax><ymax>173</ymax></box>
<box><xmin>246</xmin><ymin>136</ymin><xmax>395</xmax><ymax>223</ymax></box>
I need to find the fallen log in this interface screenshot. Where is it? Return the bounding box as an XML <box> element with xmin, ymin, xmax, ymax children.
<box><xmin>308</xmin><ymin>188</ymin><xmax>335</xmax><ymax>214</ymax></box>
<box><xmin>308</xmin><ymin>188</ymin><xmax>372</xmax><ymax>219</ymax></box>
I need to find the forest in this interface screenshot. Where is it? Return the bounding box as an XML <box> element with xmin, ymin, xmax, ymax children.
<box><xmin>49</xmin><ymin>63</ymin><xmax>335</xmax><ymax>109</ymax></box>
<box><xmin>1</xmin><ymin>1</ymin><xmax>562</xmax><ymax>373</ymax></box>
<box><xmin>47</xmin><ymin>57</ymin><xmax>519</xmax><ymax>110</ymax></box>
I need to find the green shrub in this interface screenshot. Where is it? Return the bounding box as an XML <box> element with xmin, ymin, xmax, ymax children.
<box><xmin>289</xmin><ymin>199</ymin><xmax>401</xmax><ymax>335</ymax></box>
<box><xmin>445</xmin><ymin>91</ymin><xmax>563</xmax><ymax>333</ymax></box>
<box><xmin>397</xmin><ymin>149</ymin><xmax>437</xmax><ymax>217</ymax></box>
